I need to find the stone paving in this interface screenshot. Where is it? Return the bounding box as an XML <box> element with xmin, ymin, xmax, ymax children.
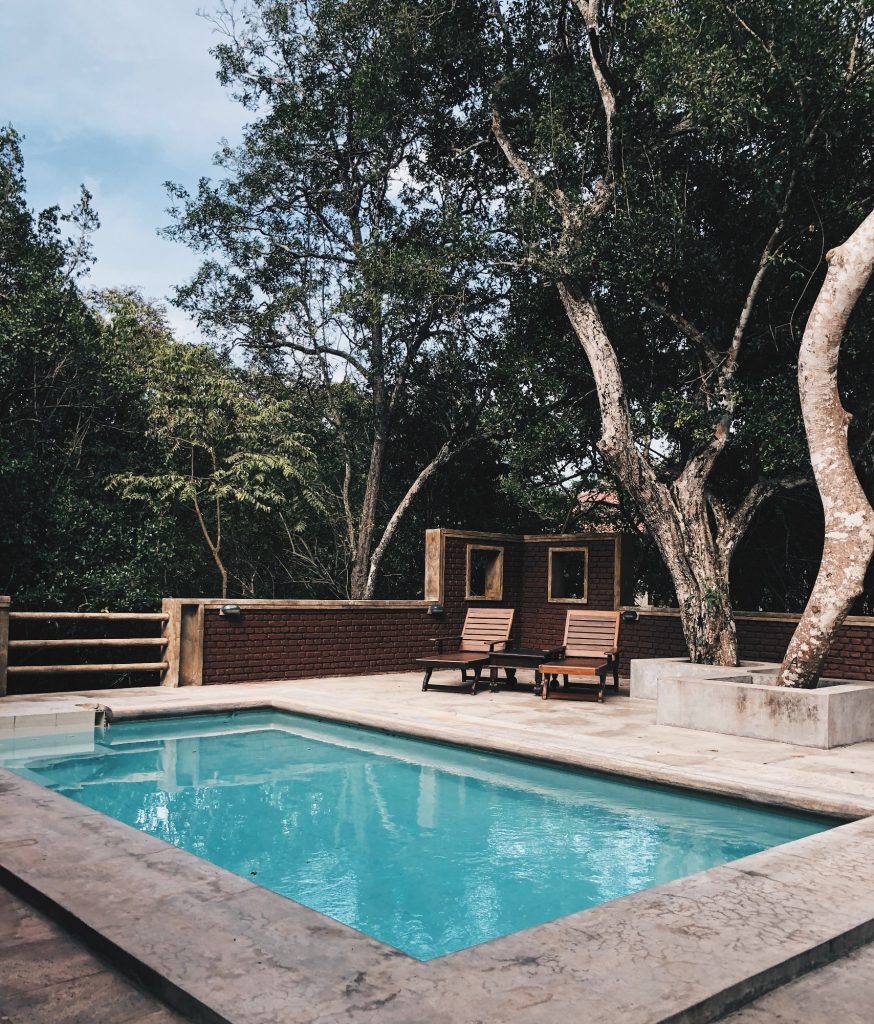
<box><xmin>4</xmin><ymin>673</ymin><xmax>874</xmax><ymax>1022</ymax></box>
<box><xmin>0</xmin><ymin>886</ymin><xmax>187</xmax><ymax>1024</ymax></box>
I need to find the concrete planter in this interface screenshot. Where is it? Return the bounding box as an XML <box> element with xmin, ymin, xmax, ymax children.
<box><xmin>632</xmin><ymin>657</ymin><xmax>874</xmax><ymax>748</ymax></box>
<box><xmin>630</xmin><ymin>657</ymin><xmax>776</xmax><ymax>700</ymax></box>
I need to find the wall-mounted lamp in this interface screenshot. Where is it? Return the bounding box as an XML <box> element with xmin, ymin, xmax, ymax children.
<box><xmin>219</xmin><ymin>604</ymin><xmax>242</xmax><ymax>618</ymax></box>
<box><xmin>428</xmin><ymin>603</ymin><xmax>444</xmax><ymax>616</ymax></box>
<box><xmin>621</xmin><ymin>609</ymin><xmax>639</xmax><ymax>623</ymax></box>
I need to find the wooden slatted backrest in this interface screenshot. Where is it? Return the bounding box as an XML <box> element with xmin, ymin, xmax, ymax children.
<box><xmin>563</xmin><ymin>610</ymin><xmax>620</xmax><ymax>658</ymax></box>
<box><xmin>459</xmin><ymin>607</ymin><xmax>515</xmax><ymax>652</ymax></box>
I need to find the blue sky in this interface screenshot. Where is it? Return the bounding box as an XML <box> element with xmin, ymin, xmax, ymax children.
<box><xmin>0</xmin><ymin>0</ymin><xmax>245</xmax><ymax>339</ymax></box>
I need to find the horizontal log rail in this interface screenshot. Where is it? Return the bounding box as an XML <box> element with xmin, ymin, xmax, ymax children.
<box><xmin>7</xmin><ymin>662</ymin><xmax>169</xmax><ymax>675</ymax></box>
<box><xmin>10</xmin><ymin>612</ymin><xmax>168</xmax><ymax>621</ymax></box>
<box><xmin>9</xmin><ymin>638</ymin><xmax>169</xmax><ymax>649</ymax></box>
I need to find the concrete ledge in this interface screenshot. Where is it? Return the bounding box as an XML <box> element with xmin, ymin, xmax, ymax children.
<box><xmin>0</xmin><ymin>701</ymin><xmax>95</xmax><ymax>741</ymax></box>
<box><xmin>1</xmin><ymin>766</ymin><xmax>873</xmax><ymax>1024</ymax></box>
<box><xmin>657</xmin><ymin>672</ymin><xmax>874</xmax><ymax>748</ymax></box>
<box><xmin>630</xmin><ymin>657</ymin><xmax>775</xmax><ymax>700</ymax></box>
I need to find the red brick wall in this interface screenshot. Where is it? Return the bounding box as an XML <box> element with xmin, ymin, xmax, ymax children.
<box><xmin>618</xmin><ymin>611</ymin><xmax>874</xmax><ymax>681</ymax></box>
<box><xmin>200</xmin><ymin>529</ymin><xmax>874</xmax><ymax>686</ymax></box>
<box><xmin>203</xmin><ymin>605</ymin><xmax>462</xmax><ymax>684</ymax></box>
<box><xmin>518</xmin><ymin>538</ymin><xmax>617</xmax><ymax>647</ymax></box>
<box><xmin>202</xmin><ymin>533</ymin><xmax>621</xmax><ymax>684</ymax></box>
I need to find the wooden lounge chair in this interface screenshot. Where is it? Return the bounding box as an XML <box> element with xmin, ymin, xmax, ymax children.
<box><xmin>538</xmin><ymin>610</ymin><xmax>620</xmax><ymax>703</ymax></box>
<box><xmin>418</xmin><ymin>608</ymin><xmax>515</xmax><ymax>696</ymax></box>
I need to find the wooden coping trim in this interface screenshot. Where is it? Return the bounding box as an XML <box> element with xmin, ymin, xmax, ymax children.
<box><xmin>7</xmin><ymin>662</ymin><xmax>169</xmax><ymax>674</ymax></box>
<box><xmin>10</xmin><ymin>612</ymin><xmax>169</xmax><ymax>621</ymax></box>
<box><xmin>623</xmin><ymin>606</ymin><xmax>874</xmax><ymax>628</ymax></box>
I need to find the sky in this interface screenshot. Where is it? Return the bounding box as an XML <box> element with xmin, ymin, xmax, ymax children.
<box><xmin>0</xmin><ymin>0</ymin><xmax>245</xmax><ymax>340</ymax></box>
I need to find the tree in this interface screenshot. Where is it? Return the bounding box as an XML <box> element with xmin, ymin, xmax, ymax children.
<box><xmin>481</xmin><ymin>0</ymin><xmax>872</xmax><ymax>662</ymax></box>
<box><xmin>166</xmin><ymin>0</ymin><xmax>498</xmax><ymax>598</ymax></box>
<box><xmin>777</xmin><ymin>210</ymin><xmax>874</xmax><ymax>687</ymax></box>
<box><xmin>108</xmin><ymin>294</ymin><xmax>320</xmax><ymax>598</ymax></box>
<box><xmin>0</xmin><ymin>129</ymin><xmax>205</xmax><ymax>609</ymax></box>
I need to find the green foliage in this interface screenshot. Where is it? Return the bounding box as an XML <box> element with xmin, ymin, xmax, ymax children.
<box><xmin>3</xmin><ymin>3</ymin><xmax>874</xmax><ymax>614</ymax></box>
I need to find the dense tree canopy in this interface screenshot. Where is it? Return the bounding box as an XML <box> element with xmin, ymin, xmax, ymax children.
<box><xmin>2</xmin><ymin>1</ymin><xmax>873</xmax><ymax>633</ymax></box>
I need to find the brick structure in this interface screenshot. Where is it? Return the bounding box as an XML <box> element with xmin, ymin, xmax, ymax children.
<box><xmin>203</xmin><ymin>604</ymin><xmax>460</xmax><ymax>685</ymax></box>
<box><xmin>191</xmin><ymin>527</ymin><xmax>874</xmax><ymax>684</ymax></box>
<box><xmin>200</xmin><ymin>529</ymin><xmax>624</xmax><ymax>684</ymax></box>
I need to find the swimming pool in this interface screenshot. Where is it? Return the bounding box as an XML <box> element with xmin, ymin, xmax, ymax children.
<box><xmin>0</xmin><ymin>710</ymin><xmax>830</xmax><ymax>959</ymax></box>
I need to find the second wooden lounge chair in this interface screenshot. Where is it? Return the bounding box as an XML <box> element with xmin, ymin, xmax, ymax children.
<box><xmin>538</xmin><ymin>610</ymin><xmax>620</xmax><ymax>703</ymax></box>
<box><xmin>418</xmin><ymin>607</ymin><xmax>514</xmax><ymax>696</ymax></box>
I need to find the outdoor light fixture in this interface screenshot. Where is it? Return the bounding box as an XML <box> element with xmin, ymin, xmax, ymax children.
<box><xmin>621</xmin><ymin>609</ymin><xmax>639</xmax><ymax>623</ymax></box>
<box><xmin>219</xmin><ymin>604</ymin><xmax>242</xmax><ymax>618</ymax></box>
<box><xmin>428</xmin><ymin>603</ymin><xmax>444</xmax><ymax>616</ymax></box>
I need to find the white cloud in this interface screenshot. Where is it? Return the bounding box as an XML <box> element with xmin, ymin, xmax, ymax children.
<box><xmin>0</xmin><ymin>0</ymin><xmax>248</xmax><ymax>342</ymax></box>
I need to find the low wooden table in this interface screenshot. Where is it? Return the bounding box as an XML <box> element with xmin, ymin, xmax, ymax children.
<box><xmin>487</xmin><ymin>647</ymin><xmax>563</xmax><ymax>694</ymax></box>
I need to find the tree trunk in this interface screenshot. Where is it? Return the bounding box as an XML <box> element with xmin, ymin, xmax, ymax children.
<box><xmin>361</xmin><ymin>438</ymin><xmax>461</xmax><ymax>599</ymax></box>
<box><xmin>777</xmin><ymin>210</ymin><xmax>874</xmax><ymax>688</ymax></box>
<box><xmin>349</xmin><ymin>428</ymin><xmax>386</xmax><ymax>599</ymax></box>
<box><xmin>558</xmin><ymin>279</ymin><xmax>740</xmax><ymax>665</ymax></box>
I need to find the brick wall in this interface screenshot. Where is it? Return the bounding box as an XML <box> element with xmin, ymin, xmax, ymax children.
<box><xmin>201</xmin><ymin>531</ymin><xmax>620</xmax><ymax>684</ymax></box>
<box><xmin>199</xmin><ymin>529</ymin><xmax>874</xmax><ymax>686</ymax></box>
<box><xmin>618</xmin><ymin>610</ymin><xmax>874</xmax><ymax>681</ymax></box>
<box><xmin>518</xmin><ymin>537</ymin><xmax>617</xmax><ymax>646</ymax></box>
<box><xmin>203</xmin><ymin>604</ymin><xmax>463</xmax><ymax>684</ymax></box>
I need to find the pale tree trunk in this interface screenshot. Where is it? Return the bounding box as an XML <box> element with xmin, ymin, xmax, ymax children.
<box><xmin>190</xmin><ymin>450</ymin><xmax>229</xmax><ymax>599</ymax></box>
<box><xmin>491</xmin><ymin>0</ymin><xmax>825</xmax><ymax>666</ymax></box>
<box><xmin>361</xmin><ymin>438</ymin><xmax>464</xmax><ymax>599</ymax></box>
<box><xmin>777</xmin><ymin>210</ymin><xmax>874</xmax><ymax>688</ymax></box>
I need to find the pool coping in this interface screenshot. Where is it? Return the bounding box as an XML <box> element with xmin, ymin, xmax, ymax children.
<box><xmin>3</xmin><ymin>710</ymin><xmax>874</xmax><ymax>1023</ymax></box>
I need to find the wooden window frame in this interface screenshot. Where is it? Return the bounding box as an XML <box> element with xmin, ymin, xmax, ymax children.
<box><xmin>465</xmin><ymin>545</ymin><xmax>504</xmax><ymax>602</ymax></box>
<box><xmin>547</xmin><ymin>546</ymin><xmax>589</xmax><ymax>604</ymax></box>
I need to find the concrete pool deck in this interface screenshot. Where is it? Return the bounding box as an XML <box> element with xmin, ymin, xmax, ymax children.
<box><xmin>3</xmin><ymin>673</ymin><xmax>874</xmax><ymax>1023</ymax></box>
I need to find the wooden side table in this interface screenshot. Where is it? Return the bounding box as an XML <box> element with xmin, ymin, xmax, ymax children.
<box><xmin>487</xmin><ymin>647</ymin><xmax>564</xmax><ymax>694</ymax></box>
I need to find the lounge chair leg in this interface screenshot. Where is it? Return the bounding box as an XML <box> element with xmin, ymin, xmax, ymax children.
<box><xmin>534</xmin><ymin>669</ymin><xmax>542</xmax><ymax>696</ymax></box>
<box><xmin>563</xmin><ymin>674</ymin><xmax>569</xmax><ymax>688</ymax></box>
<box><xmin>612</xmin><ymin>657</ymin><xmax>619</xmax><ymax>691</ymax></box>
<box><xmin>471</xmin><ymin>666</ymin><xmax>482</xmax><ymax>695</ymax></box>
<box><xmin>422</xmin><ymin>668</ymin><xmax>433</xmax><ymax>692</ymax></box>
<box><xmin>461</xmin><ymin>668</ymin><xmax>468</xmax><ymax>683</ymax></box>
<box><xmin>598</xmin><ymin>668</ymin><xmax>606</xmax><ymax>702</ymax></box>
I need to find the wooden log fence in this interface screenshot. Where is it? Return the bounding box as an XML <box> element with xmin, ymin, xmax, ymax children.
<box><xmin>0</xmin><ymin>601</ymin><xmax>178</xmax><ymax>697</ymax></box>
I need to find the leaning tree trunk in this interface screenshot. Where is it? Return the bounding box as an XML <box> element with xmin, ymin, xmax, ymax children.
<box><xmin>349</xmin><ymin>428</ymin><xmax>387</xmax><ymax>599</ymax></box>
<box><xmin>777</xmin><ymin>210</ymin><xmax>874</xmax><ymax>688</ymax></box>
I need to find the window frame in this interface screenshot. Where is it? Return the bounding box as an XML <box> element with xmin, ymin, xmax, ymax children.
<box><xmin>465</xmin><ymin>544</ymin><xmax>504</xmax><ymax>602</ymax></box>
<box><xmin>547</xmin><ymin>546</ymin><xmax>589</xmax><ymax>604</ymax></box>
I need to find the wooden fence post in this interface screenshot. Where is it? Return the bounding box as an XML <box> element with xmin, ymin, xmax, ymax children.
<box><xmin>0</xmin><ymin>596</ymin><xmax>9</xmax><ymax>698</ymax></box>
<box><xmin>162</xmin><ymin>599</ymin><xmax>181</xmax><ymax>688</ymax></box>
<box><xmin>179</xmin><ymin>603</ymin><xmax>204</xmax><ymax>686</ymax></box>
<box><xmin>161</xmin><ymin>599</ymin><xmax>204</xmax><ymax>687</ymax></box>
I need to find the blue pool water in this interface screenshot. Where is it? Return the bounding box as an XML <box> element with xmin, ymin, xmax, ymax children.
<box><xmin>1</xmin><ymin>711</ymin><xmax>830</xmax><ymax>959</ymax></box>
